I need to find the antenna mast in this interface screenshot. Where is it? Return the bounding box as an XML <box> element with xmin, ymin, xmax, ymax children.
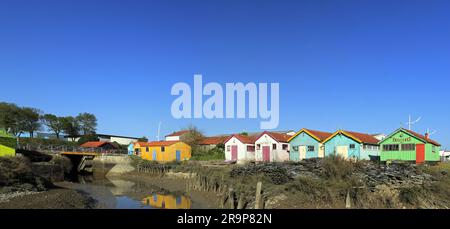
<box><xmin>156</xmin><ymin>121</ymin><xmax>162</xmax><ymax>141</ymax></box>
<box><xmin>406</xmin><ymin>114</ymin><xmax>421</xmax><ymax>130</ymax></box>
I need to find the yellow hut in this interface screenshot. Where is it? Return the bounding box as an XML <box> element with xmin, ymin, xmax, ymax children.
<box><xmin>136</xmin><ymin>141</ymin><xmax>191</xmax><ymax>162</ymax></box>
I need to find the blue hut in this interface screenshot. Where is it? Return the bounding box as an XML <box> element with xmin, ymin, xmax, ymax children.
<box><xmin>288</xmin><ymin>129</ymin><xmax>332</xmax><ymax>161</ymax></box>
<box><xmin>323</xmin><ymin>130</ymin><xmax>381</xmax><ymax>160</ymax></box>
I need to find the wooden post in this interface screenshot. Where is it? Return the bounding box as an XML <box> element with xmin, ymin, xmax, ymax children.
<box><xmin>237</xmin><ymin>193</ymin><xmax>244</xmax><ymax>209</ymax></box>
<box><xmin>345</xmin><ymin>190</ymin><xmax>352</xmax><ymax>209</ymax></box>
<box><xmin>255</xmin><ymin>182</ymin><xmax>263</xmax><ymax>209</ymax></box>
<box><xmin>228</xmin><ymin>187</ymin><xmax>235</xmax><ymax>209</ymax></box>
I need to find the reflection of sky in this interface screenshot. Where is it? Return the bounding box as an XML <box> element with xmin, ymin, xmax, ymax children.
<box><xmin>115</xmin><ymin>196</ymin><xmax>154</xmax><ymax>209</ymax></box>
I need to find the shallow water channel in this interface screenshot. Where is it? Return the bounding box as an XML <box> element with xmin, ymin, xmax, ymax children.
<box><xmin>57</xmin><ymin>176</ymin><xmax>194</xmax><ymax>209</ymax></box>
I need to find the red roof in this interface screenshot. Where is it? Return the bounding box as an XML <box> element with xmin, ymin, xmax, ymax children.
<box><xmin>303</xmin><ymin>129</ymin><xmax>333</xmax><ymax>141</ymax></box>
<box><xmin>256</xmin><ymin>131</ymin><xmax>290</xmax><ymax>143</ymax></box>
<box><xmin>225</xmin><ymin>134</ymin><xmax>257</xmax><ymax>144</ymax></box>
<box><xmin>403</xmin><ymin>129</ymin><xmax>441</xmax><ymax>146</ymax></box>
<box><xmin>343</xmin><ymin>130</ymin><xmax>380</xmax><ymax>145</ymax></box>
<box><xmin>200</xmin><ymin>136</ymin><xmax>229</xmax><ymax>145</ymax></box>
<box><xmin>81</xmin><ymin>141</ymin><xmax>116</xmax><ymax>148</ymax></box>
<box><xmin>165</xmin><ymin>130</ymin><xmax>190</xmax><ymax>137</ymax></box>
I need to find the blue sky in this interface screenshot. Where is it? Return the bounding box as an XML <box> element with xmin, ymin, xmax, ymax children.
<box><xmin>0</xmin><ymin>0</ymin><xmax>449</xmax><ymax>148</ymax></box>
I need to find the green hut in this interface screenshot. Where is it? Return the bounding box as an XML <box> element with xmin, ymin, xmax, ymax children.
<box><xmin>379</xmin><ymin>128</ymin><xmax>440</xmax><ymax>164</ymax></box>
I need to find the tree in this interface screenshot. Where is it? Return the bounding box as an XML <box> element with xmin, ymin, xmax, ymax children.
<box><xmin>21</xmin><ymin>107</ymin><xmax>42</xmax><ymax>138</ymax></box>
<box><xmin>61</xmin><ymin>116</ymin><xmax>80</xmax><ymax>141</ymax></box>
<box><xmin>0</xmin><ymin>102</ymin><xmax>25</xmax><ymax>136</ymax></box>
<box><xmin>180</xmin><ymin>125</ymin><xmax>205</xmax><ymax>148</ymax></box>
<box><xmin>137</xmin><ymin>136</ymin><xmax>148</xmax><ymax>142</ymax></box>
<box><xmin>76</xmin><ymin>113</ymin><xmax>97</xmax><ymax>135</ymax></box>
<box><xmin>240</xmin><ymin>132</ymin><xmax>249</xmax><ymax>136</ymax></box>
<box><xmin>42</xmin><ymin>114</ymin><xmax>64</xmax><ymax>139</ymax></box>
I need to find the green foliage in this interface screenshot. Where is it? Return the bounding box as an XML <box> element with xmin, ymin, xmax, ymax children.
<box><xmin>18</xmin><ymin>137</ymin><xmax>78</xmax><ymax>147</ymax></box>
<box><xmin>180</xmin><ymin>125</ymin><xmax>205</xmax><ymax>147</ymax></box>
<box><xmin>322</xmin><ymin>155</ymin><xmax>355</xmax><ymax>180</ymax></box>
<box><xmin>21</xmin><ymin>107</ymin><xmax>42</xmax><ymax>137</ymax></box>
<box><xmin>77</xmin><ymin>134</ymin><xmax>100</xmax><ymax>145</ymax></box>
<box><xmin>41</xmin><ymin>114</ymin><xmax>64</xmax><ymax>139</ymax></box>
<box><xmin>0</xmin><ymin>137</ymin><xmax>17</xmax><ymax>149</ymax></box>
<box><xmin>191</xmin><ymin>146</ymin><xmax>225</xmax><ymax>161</ymax></box>
<box><xmin>240</xmin><ymin>132</ymin><xmax>249</xmax><ymax>136</ymax></box>
<box><xmin>60</xmin><ymin>116</ymin><xmax>80</xmax><ymax>139</ymax></box>
<box><xmin>76</xmin><ymin>113</ymin><xmax>97</xmax><ymax>135</ymax></box>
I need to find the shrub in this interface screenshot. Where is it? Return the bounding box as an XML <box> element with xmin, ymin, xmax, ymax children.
<box><xmin>0</xmin><ymin>136</ymin><xmax>17</xmax><ymax>149</ymax></box>
<box><xmin>191</xmin><ymin>146</ymin><xmax>225</xmax><ymax>161</ymax></box>
<box><xmin>322</xmin><ymin>155</ymin><xmax>355</xmax><ymax>180</ymax></box>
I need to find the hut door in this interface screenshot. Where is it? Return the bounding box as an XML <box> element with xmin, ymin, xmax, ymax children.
<box><xmin>416</xmin><ymin>144</ymin><xmax>425</xmax><ymax>164</ymax></box>
<box><xmin>299</xmin><ymin>146</ymin><xmax>307</xmax><ymax>160</ymax></box>
<box><xmin>176</xmin><ymin>150</ymin><xmax>181</xmax><ymax>161</ymax></box>
<box><xmin>336</xmin><ymin>146</ymin><xmax>348</xmax><ymax>159</ymax></box>
<box><xmin>231</xmin><ymin>145</ymin><xmax>238</xmax><ymax>161</ymax></box>
<box><xmin>153</xmin><ymin>150</ymin><xmax>157</xmax><ymax>161</ymax></box>
<box><xmin>263</xmin><ymin>146</ymin><xmax>271</xmax><ymax>162</ymax></box>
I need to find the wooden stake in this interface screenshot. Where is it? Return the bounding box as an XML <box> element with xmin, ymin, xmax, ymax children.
<box><xmin>255</xmin><ymin>182</ymin><xmax>262</xmax><ymax>209</ymax></box>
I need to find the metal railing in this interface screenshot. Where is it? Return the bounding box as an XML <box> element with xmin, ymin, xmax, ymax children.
<box><xmin>17</xmin><ymin>143</ymin><xmax>128</xmax><ymax>155</ymax></box>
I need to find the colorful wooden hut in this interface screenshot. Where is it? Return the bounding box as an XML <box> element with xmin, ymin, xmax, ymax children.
<box><xmin>254</xmin><ymin>131</ymin><xmax>291</xmax><ymax>162</ymax></box>
<box><xmin>379</xmin><ymin>128</ymin><xmax>441</xmax><ymax>164</ymax></box>
<box><xmin>224</xmin><ymin>134</ymin><xmax>257</xmax><ymax>164</ymax></box>
<box><xmin>138</xmin><ymin>141</ymin><xmax>191</xmax><ymax>162</ymax></box>
<box><xmin>322</xmin><ymin>130</ymin><xmax>380</xmax><ymax>160</ymax></box>
<box><xmin>288</xmin><ymin>128</ymin><xmax>333</xmax><ymax>161</ymax></box>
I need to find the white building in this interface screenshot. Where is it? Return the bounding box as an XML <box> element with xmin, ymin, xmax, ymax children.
<box><xmin>65</xmin><ymin>134</ymin><xmax>139</xmax><ymax>145</ymax></box>
<box><xmin>224</xmin><ymin>134</ymin><xmax>256</xmax><ymax>164</ymax></box>
<box><xmin>254</xmin><ymin>131</ymin><xmax>290</xmax><ymax>162</ymax></box>
<box><xmin>165</xmin><ymin>130</ymin><xmax>190</xmax><ymax>141</ymax></box>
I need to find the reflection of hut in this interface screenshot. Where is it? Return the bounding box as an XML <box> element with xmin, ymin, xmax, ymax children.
<box><xmin>142</xmin><ymin>194</ymin><xmax>191</xmax><ymax>209</ymax></box>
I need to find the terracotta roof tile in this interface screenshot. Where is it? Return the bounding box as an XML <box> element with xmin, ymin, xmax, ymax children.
<box><xmin>165</xmin><ymin>130</ymin><xmax>190</xmax><ymax>137</ymax></box>
<box><xmin>303</xmin><ymin>129</ymin><xmax>333</xmax><ymax>141</ymax></box>
<box><xmin>81</xmin><ymin>141</ymin><xmax>116</xmax><ymax>148</ymax></box>
<box><xmin>256</xmin><ymin>131</ymin><xmax>290</xmax><ymax>143</ymax></box>
<box><xmin>343</xmin><ymin>130</ymin><xmax>380</xmax><ymax>145</ymax></box>
<box><xmin>200</xmin><ymin>136</ymin><xmax>229</xmax><ymax>145</ymax></box>
<box><xmin>225</xmin><ymin>134</ymin><xmax>256</xmax><ymax>144</ymax></box>
<box><xmin>404</xmin><ymin>129</ymin><xmax>441</xmax><ymax>146</ymax></box>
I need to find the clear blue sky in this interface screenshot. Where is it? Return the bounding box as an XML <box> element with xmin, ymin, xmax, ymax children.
<box><xmin>0</xmin><ymin>0</ymin><xmax>449</xmax><ymax>148</ymax></box>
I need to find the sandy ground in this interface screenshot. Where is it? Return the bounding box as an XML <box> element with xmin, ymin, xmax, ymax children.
<box><xmin>0</xmin><ymin>187</ymin><xmax>97</xmax><ymax>209</ymax></box>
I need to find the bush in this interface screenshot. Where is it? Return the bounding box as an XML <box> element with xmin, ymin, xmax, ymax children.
<box><xmin>77</xmin><ymin>135</ymin><xmax>100</xmax><ymax>145</ymax></box>
<box><xmin>191</xmin><ymin>147</ymin><xmax>225</xmax><ymax>161</ymax></box>
<box><xmin>18</xmin><ymin>137</ymin><xmax>78</xmax><ymax>147</ymax></box>
<box><xmin>322</xmin><ymin>155</ymin><xmax>355</xmax><ymax>180</ymax></box>
<box><xmin>0</xmin><ymin>136</ymin><xmax>17</xmax><ymax>149</ymax></box>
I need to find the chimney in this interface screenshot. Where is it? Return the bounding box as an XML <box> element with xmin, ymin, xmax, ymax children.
<box><xmin>425</xmin><ymin>133</ymin><xmax>429</xmax><ymax>140</ymax></box>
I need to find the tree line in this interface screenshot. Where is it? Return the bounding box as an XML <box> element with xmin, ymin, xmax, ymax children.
<box><xmin>0</xmin><ymin>102</ymin><xmax>97</xmax><ymax>140</ymax></box>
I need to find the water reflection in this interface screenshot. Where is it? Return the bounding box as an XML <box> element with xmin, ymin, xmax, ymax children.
<box><xmin>142</xmin><ymin>194</ymin><xmax>192</xmax><ymax>209</ymax></box>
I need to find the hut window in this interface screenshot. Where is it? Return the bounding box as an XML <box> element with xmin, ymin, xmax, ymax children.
<box><xmin>247</xmin><ymin>145</ymin><xmax>255</xmax><ymax>152</ymax></box>
<box><xmin>146</xmin><ymin>147</ymin><xmax>149</xmax><ymax>152</ymax></box>
<box><xmin>307</xmin><ymin>146</ymin><xmax>315</xmax><ymax>152</ymax></box>
<box><xmin>256</xmin><ymin>144</ymin><xmax>261</xmax><ymax>150</ymax></box>
<box><xmin>273</xmin><ymin>144</ymin><xmax>277</xmax><ymax>150</ymax></box>
<box><xmin>227</xmin><ymin>145</ymin><xmax>231</xmax><ymax>152</ymax></box>
<box><xmin>432</xmin><ymin>146</ymin><xmax>436</xmax><ymax>153</ymax></box>
<box><xmin>282</xmin><ymin>144</ymin><xmax>289</xmax><ymax>150</ymax></box>
<box><xmin>383</xmin><ymin>144</ymin><xmax>400</xmax><ymax>151</ymax></box>
<box><xmin>292</xmin><ymin>146</ymin><xmax>299</xmax><ymax>152</ymax></box>
<box><xmin>349</xmin><ymin>144</ymin><xmax>355</xmax><ymax>149</ymax></box>
<box><xmin>401</xmin><ymin>144</ymin><xmax>415</xmax><ymax>151</ymax></box>
<box><xmin>161</xmin><ymin>146</ymin><xmax>165</xmax><ymax>152</ymax></box>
